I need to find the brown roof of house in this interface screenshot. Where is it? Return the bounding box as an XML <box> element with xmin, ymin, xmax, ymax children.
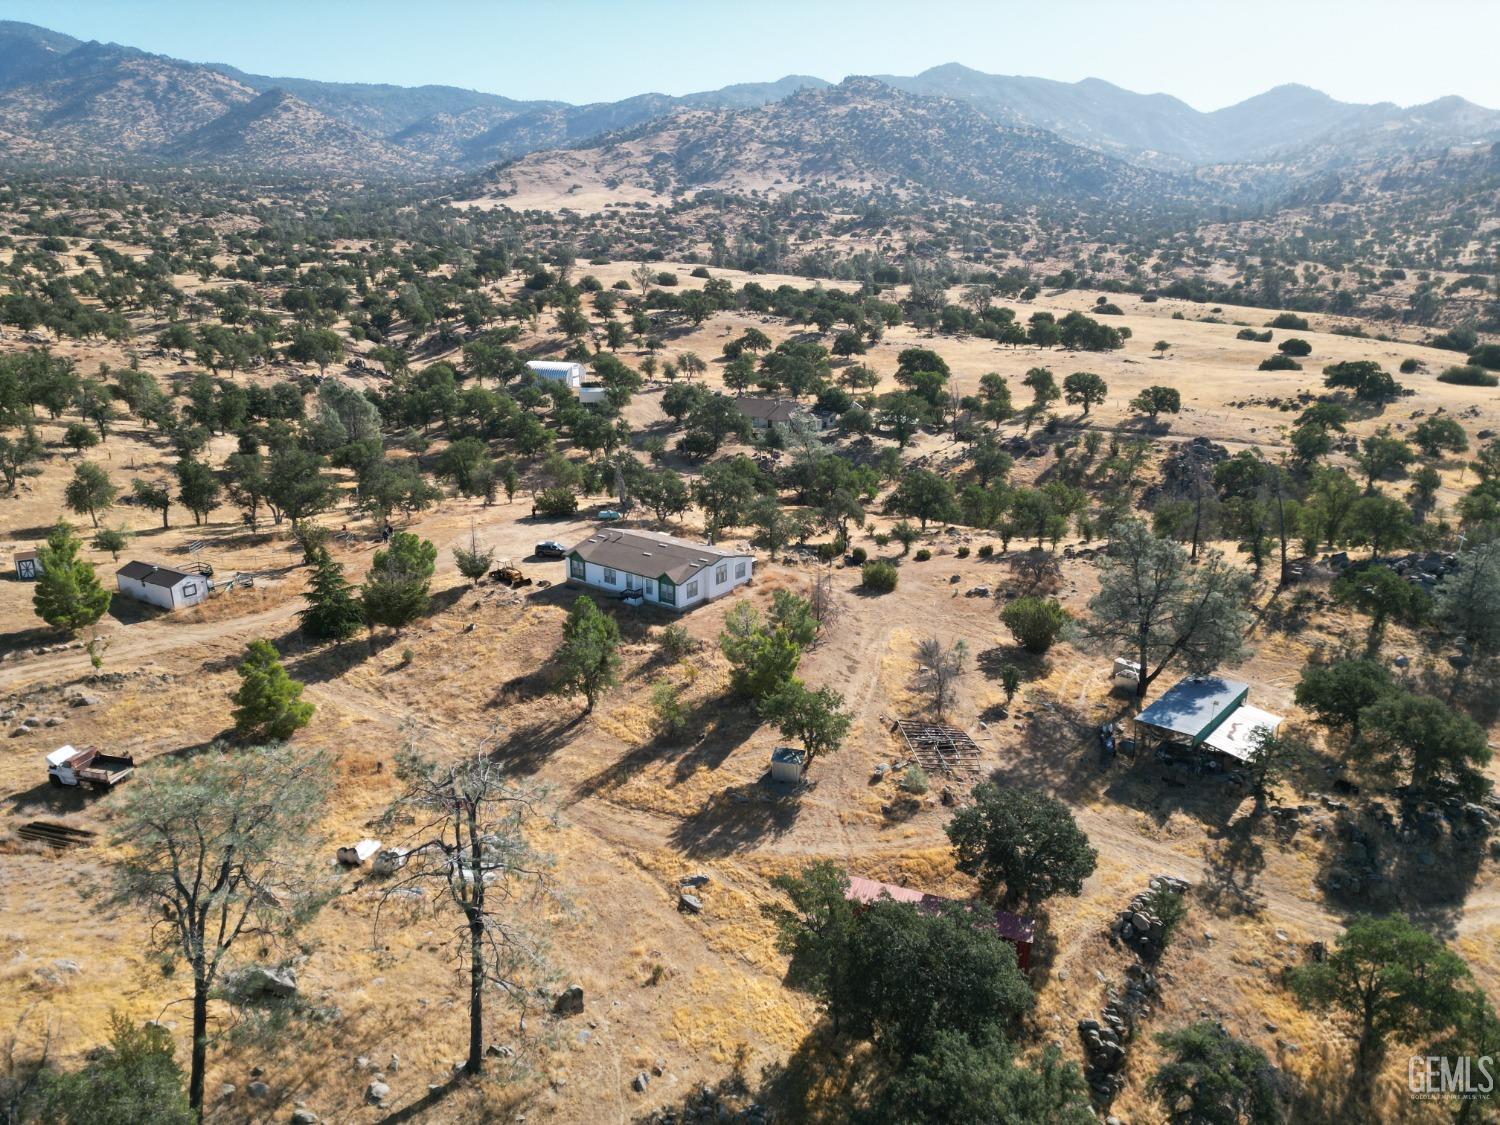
<box><xmin>569</xmin><ymin>529</ymin><xmax>749</xmax><ymax>584</ymax></box>
<box><xmin>116</xmin><ymin>561</ymin><xmax>196</xmax><ymax>588</ymax></box>
<box><xmin>733</xmin><ymin>397</ymin><xmax>801</xmax><ymax>423</ymax></box>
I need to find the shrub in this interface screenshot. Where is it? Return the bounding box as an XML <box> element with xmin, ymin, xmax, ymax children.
<box><xmin>1267</xmin><ymin>313</ymin><xmax>1309</xmax><ymax>330</ymax></box>
<box><xmin>534</xmin><ymin>486</ymin><xmax>579</xmax><ymax>516</ymax></box>
<box><xmin>848</xmin><ymin>546</ymin><xmax>868</xmax><ymax>565</ymax></box>
<box><xmin>1000</xmin><ymin>596</ymin><xmax>1068</xmax><ymax>654</ymax></box>
<box><xmin>655</xmin><ymin>271</ymin><xmax>678</xmax><ymax>286</ymax></box>
<box><xmin>900</xmin><ymin>763</ymin><xmax>930</xmax><ymax>794</ymax></box>
<box><xmin>977</xmin><ymin>544</ymin><xmax>994</xmax><ymax>558</ymax></box>
<box><xmin>1259</xmin><ymin>354</ymin><xmax>1302</xmax><ymax>371</ymax></box>
<box><xmin>611</xmin><ymin>279</ymin><xmax>632</xmax><ymax>290</ymax></box>
<box><xmin>1438</xmin><ymin>365</ymin><xmax>1498</xmax><ymax>387</ymax></box>
<box><xmin>1399</xmin><ymin>357</ymin><xmax>1422</xmax><ymax>374</ymax></box>
<box><xmin>1278</xmin><ymin>337</ymin><xmax>1312</xmax><ymax>356</ymax></box>
<box><xmin>1469</xmin><ymin>344</ymin><xmax>1500</xmax><ymax>370</ymax></box>
<box><xmin>861</xmin><ymin>560</ymin><xmax>898</xmax><ymax>593</ymax></box>
<box><xmin>651</xmin><ymin>680</ymin><xmax>688</xmax><ymax>737</ymax></box>
<box><xmin>956</xmin><ymin>546</ymin><xmax>970</xmax><ymax>559</ymax></box>
<box><xmin>1236</xmin><ymin>328</ymin><xmax>1272</xmax><ymax>342</ymax></box>
<box><xmin>689</xmin><ymin>266</ymin><xmax>711</xmax><ymax>278</ymax></box>
<box><xmin>913</xmin><ymin>548</ymin><xmax>932</xmax><ymax>562</ymax></box>
<box><xmin>656</xmin><ymin>623</ymin><xmax>697</xmax><ymax>660</ymax></box>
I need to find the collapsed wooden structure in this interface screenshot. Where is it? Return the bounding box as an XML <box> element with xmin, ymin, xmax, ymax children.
<box><xmin>890</xmin><ymin>718</ymin><xmax>983</xmax><ymax>779</ymax></box>
<box><xmin>18</xmin><ymin>821</ymin><xmax>96</xmax><ymax>849</ymax></box>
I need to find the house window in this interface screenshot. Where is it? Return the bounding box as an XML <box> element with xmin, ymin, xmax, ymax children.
<box><xmin>181</xmin><ymin>583</ymin><xmax>197</xmax><ymax>597</ymax></box>
<box><xmin>570</xmin><ymin>556</ymin><xmax>585</xmax><ymax>580</ymax></box>
<box><xmin>645</xmin><ymin>579</ymin><xmax>656</xmax><ymax>598</ymax></box>
<box><xmin>735</xmin><ymin>561</ymin><xmax>747</xmax><ymax>579</ymax></box>
<box><xmin>686</xmin><ymin>580</ymin><xmax>699</xmax><ymax>599</ymax></box>
<box><xmin>602</xmin><ymin>567</ymin><xmax>616</xmax><ymax>585</ymax></box>
<box><xmin>659</xmin><ymin>578</ymin><xmax>676</xmax><ymax>606</ymax></box>
<box><xmin>715</xmin><ymin>564</ymin><xmax>727</xmax><ymax>584</ymax></box>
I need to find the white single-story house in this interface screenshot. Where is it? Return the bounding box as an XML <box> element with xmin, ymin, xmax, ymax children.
<box><xmin>527</xmin><ymin>360</ymin><xmax>586</xmax><ymax>389</ymax></box>
<box><xmin>115</xmin><ymin>561</ymin><xmax>210</xmax><ymax>610</ymax></box>
<box><xmin>565</xmin><ymin>529</ymin><xmax>753</xmax><ymax>611</ymax></box>
<box><xmin>14</xmin><ymin>549</ymin><xmax>42</xmax><ymax>581</ymax></box>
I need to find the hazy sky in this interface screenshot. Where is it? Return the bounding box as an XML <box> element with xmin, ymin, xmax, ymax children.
<box><xmin>3</xmin><ymin>0</ymin><xmax>1496</xmax><ymax>110</ymax></box>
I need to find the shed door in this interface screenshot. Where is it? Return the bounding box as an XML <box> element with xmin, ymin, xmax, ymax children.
<box><xmin>17</xmin><ymin>559</ymin><xmax>34</xmax><ymax>579</ymax></box>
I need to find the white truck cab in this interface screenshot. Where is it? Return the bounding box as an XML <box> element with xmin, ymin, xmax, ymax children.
<box><xmin>47</xmin><ymin>746</ymin><xmax>84</xmax><ymax>786</ymax></box>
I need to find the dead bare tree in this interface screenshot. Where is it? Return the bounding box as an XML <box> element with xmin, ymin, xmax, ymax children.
<box><xmin>376</xmin><ymin>741</ymin><xmax>554</xmax><ymax>1078</ymax></box>
<box><xmin>809</xmin><ymin>568</ymin><xmax>842</xmax><ymax>639</ymax></box>
<box><xmin>913</xmin><ymin>637</ymin><xmax>968</xmax><ymax>717</ymax></box>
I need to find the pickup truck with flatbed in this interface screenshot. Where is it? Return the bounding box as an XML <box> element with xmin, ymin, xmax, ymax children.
<box><xmin>47</xmin><ymin>745</ymin><xmax>135</xmax><ymax>790</ymax></box>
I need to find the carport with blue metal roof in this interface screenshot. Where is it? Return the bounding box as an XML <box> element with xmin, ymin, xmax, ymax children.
<box><xmin>1132</xmin><ymin>676</ymin><xmax>1250</xmax><ymax>755</ymax></box>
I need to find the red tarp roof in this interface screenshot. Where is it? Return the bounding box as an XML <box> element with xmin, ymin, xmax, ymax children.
<box><xmin>844</xmin><ymin>876</ymin><xmax>1036</xmax><ymax>944</ymax></box>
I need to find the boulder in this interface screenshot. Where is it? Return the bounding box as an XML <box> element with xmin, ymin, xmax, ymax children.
<box><xmin>291</xmin><ymin>1110</ymin><xmax>320</xmax><ymax>1124</ymax></box>
<box><xmin>247</xmin><ymin>1081</ymin><xmax>271</xmax><ymax>1099</ymax></box>
<box><xmin>632</xmin><ymin>1072</ymin><xmax>650</xmax><ymax>1093</ymax></box>
<box><xmin>239</xmin><ymin>965</ymin><xmax>298</xmax><ymax>998</ymax></box>
<box><xmin>553</xmin><ymin>985</ymin><xmax>585</xmax><ymax>1016</ymax></box>
<box><xmin>365</xmin><ymin>1080</ymin><xmax>390</xmax><ymax>1106</ymax></box>
<box><xmin>678</xmin><ymin>893</ymin><xmax>704</xmax><ymax>914</ymax></box>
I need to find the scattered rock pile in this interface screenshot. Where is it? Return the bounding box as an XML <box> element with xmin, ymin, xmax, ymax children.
<box><xmin>1140</xmin><ymin>437</ymin><xmax>1230</xmax><ymax>507</ymax></box>
<box><xmin>1109</xmin><ymin>875</ymin><xmax>1190</xmax><ymax>956</ymax></box>
<box><xmin>1077</xmin><ymin>964</ymin><xmax>1162</xmax><ymax>1103</ymax></box>
<box><xmin>643</xmin><ymin>1083</ymin><xmax>769</xmax><ymax>1124</ymax></box>
<box><xmin>1079</xmin><ymin>875</ymin><xmax>1189</xmax><ymax>1106</ymax></box>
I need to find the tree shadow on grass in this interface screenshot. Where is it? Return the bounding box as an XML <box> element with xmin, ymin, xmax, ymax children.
<box><xmin>488</xmin><ymin>714</ymin><xmax>586</xmax><ymax>778</ymax></box>
<box><xmin>668</xmin><ymin>776</ymin><xmax>808</xmax><ymax>857</ymax></box>
<box><xmin>278</xmin><ymin>628</ymin><xmax>403</xmax><ymax>685</ymax></box>
<box><xmin>1197</xmin><ymin>817</ymin><xmax>1269</xmax><ymax>917</ymax></box>
<box><xmin>1101</xmin><ymin>761</ymin><xmax>1249</xmax><ymax>832</ymax></box>
<box><xmin>0</xmin><ymin>624</ymin><xmax>64</xmax><ymax>656</ymax></box>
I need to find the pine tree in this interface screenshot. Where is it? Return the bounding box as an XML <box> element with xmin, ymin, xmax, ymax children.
<box><xmin>231</xmin><ymin>639</ymin><xmax>314</xmax><ymax>740</ymax></box>
<box><xmin>33</xmin><ymin>521</ymin><xmax>111</xmax><ymax>634</ymax></box>
<box><xmin>361</xmin><ymin>531</ymin><xmax>437</xmax><ymax>632</ymax></box>
<box><xmin>452</xmin><ymin>523</ymin><xmax>495</xmax><ymax>585</ymax></box>
<box><xmin>299</xmin><ymin>548</ymin><xmax>364</xmax><ymax>643</ymax></box>
<box><xmin>553</xmin><ymin>595</ymin><xmax>621</xmax><ymax>712</ymax></box>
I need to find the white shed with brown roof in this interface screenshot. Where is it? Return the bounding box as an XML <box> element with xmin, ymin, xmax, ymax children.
<box><xmin>565</xmin><ymin>529</ymin><xmax>752</xmax><ymax>610</ymax></box>
<box><xmin>115</xmin><ymin>561</ymin><xmax>209</xmax><ymax>610</ymax></box>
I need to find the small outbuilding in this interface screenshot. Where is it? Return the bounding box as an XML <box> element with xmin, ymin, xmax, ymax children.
<box><xmin>526</xmin><ymin>360</ymin><xmax>586</xmax><ymax>389</ymax></box>
<box><xmin>115</xmin><ymin>561</ymin><xmax>210</xmax><ymax>610</ymax></box>
<box><xmin>1133</xmin><ymin>676</ymin><xmax>1249</xmax><ymax>752</ymax></box>
<box><xmin>844</xmin><ymin>876</ymin><xmax>1036</xmax><ymax>970</ymax></box>
<box><xmin>769</xmin><ymin>747</ymin><xmax>806</xmax><ymax>783</ymax></box>
<box><xmin>13</xmin><ymin>549</ymin><xmax>42</xmax><ymax>581</ymax></box>
<box><xmin>1134</xmin><ymin>675</ymin><xmax>1283</xmax><ymax>768</ymax></box>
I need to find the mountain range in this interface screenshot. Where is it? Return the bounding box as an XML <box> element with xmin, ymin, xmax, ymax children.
<box><xmin>0</xmin><ymin>19</ymin><xmax>1497</xmax><ymax>197</ymax></box>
